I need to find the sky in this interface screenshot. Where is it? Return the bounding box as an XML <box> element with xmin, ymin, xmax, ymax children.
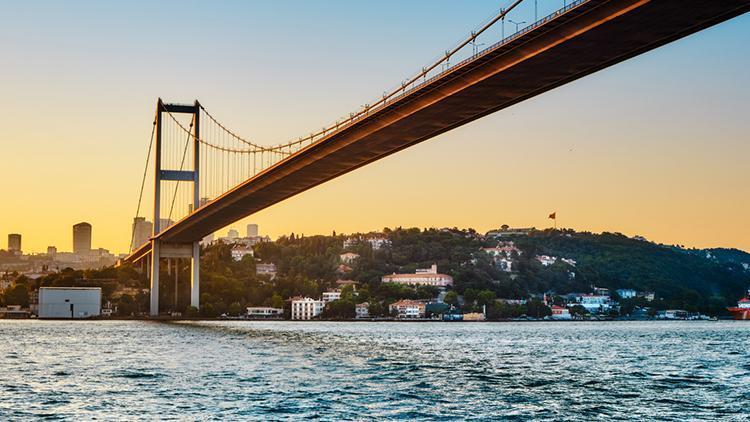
<box><xmin>1</xmin><ymin>0</ymin><xmax>748</xmax><ymax>255</ymax></box>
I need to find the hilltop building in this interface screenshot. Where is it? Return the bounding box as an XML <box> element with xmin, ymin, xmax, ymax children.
<box><xmin>339</xmin><ymin>252</ymin><xmax>360</xmax><ymax>265</ymax></box>
<box><xmin>382</xmin><ymin>264</ymin><xmax>453</xmax><ymax>287</ymax></box>
<box><xmin>256</xmin><ymin>263</ymin><xmax>277</xmax><ymax>279</ymax></box>
<box><xmin>343</xmin><ymin>236</ymin><xmax>391</xmax><ymax>250</ymax></box>
<box><xmin>322</xmin><ymin>290</ymin><xmax>342</xmax><ymax>303</ymax></box>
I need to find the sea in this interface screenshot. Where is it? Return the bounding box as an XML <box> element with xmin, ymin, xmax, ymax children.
<box><xmin>1</xmin><ymin>320</ymin><xmax>749</xmax><ymax>420</ymax></box>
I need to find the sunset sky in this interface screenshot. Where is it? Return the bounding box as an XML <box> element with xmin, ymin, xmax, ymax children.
<box><xmin>1</xmin><ymin>0</ymin><xmax>748</xmax><ymax>254</ymax></box>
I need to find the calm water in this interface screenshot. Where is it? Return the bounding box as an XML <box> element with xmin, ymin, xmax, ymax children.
<box><xmin>1</xmin><ymin>320</ymin><xmax>749</xmax><ymax>420</ymax></box>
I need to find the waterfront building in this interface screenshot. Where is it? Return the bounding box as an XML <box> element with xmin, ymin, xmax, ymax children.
<box><xmin>616</xmin><ymin>289</ymin><xmax>637</xmax><ymax>299</ymax></box>
<box><xmin>389</xmin><ymin>299</ymin><xmax>426</xmax><ymax>318</ymax></box>
<box><xmin>322</xmin><ymin>290</ymin><xmax>342</xmax><ymax>303</ymax></box>
<box><xmin>7</xmin><ymin>233</ymin><xmax>21</xmax><ymax>253</ymax></box>
<box><xmin>0</xmin><ymin>305</ymin><xmax>30</xmax><ymax>319</ymax></box>
<box><xmin>72</xmin><ymin>222</ymin><xmax>92</xmax><ymax>255</ymax></box>
<box><xmin>131</xmin><ymin>217</ymin><xmax>153</xmax><ymax>251</ymax></box>
<box><xmin>551</xmin><ymin>305</ymin><xmax>572</xmax><ymax>320</ymax></box>
<box><xmin>656</xmin><ymin>309</ymin><xmax>689</xmax><ymax>320</ymax></box>
<box><xmin>576</xmin><ymin>294</ymin><xmax>611</xmax><ymax>313</ymax></box>
<box><xmin>339</xmin><ymin>252</ymin><xmax>360</xmax><ymax>265</ymax></box>
<box><xmin>381</xmin><ymin>264</ymin><xmax>453</xmax><ymax>287</ymax></box>
<box><xmin>463</xmin><ymin>312</ymin><xmax>486</xmax><ymax>321</ymax></box>
<box><xmin>230</xmin><ymin>245</ymin><xmax>254</xmax><ymax>261</ymax></box>
<box><xmin>38</xmin><ymin>287</ymin><xmax>101</xmax><ymax>319</ymax></box>
<box><xmin>246</xmin><ymin>307</ymin><xmax>283</xmax><ymax>319</ymax></box>
<box><xmin>256</xmin><ymin>263</ymin><xmax>277</xmax><ymax>279</ymax></box>
<box><xmin>291</xmin><ymin>297</ymin><xmax>325</xmax><ymax>320</ymax></box>
<box><xmin>355</xmin><ymin>302</ymin><xmax>370</xmax><ymax>318</ymax></box>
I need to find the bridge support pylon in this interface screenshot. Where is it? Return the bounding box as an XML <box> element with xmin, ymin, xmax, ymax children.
<box><xmin>149</xmin><ymin>99</ymin><xmax>201</xmax><ymax>317</ymax></box>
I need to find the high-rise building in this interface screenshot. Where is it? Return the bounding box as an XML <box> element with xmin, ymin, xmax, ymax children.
<box><xmin>7</xmin><ymin>234</ymin><xmax>21</xmax><ymax>253</ymax></box>
<box><xmin>73</xmin><ymin>222</ymin><xmax>92</xmax><ymax>255</ymax></box>
<box><xmin>47</xmin><ymin>246</ymin><xmax>57</xmax><ymax>257</ymax></box>
<box><xmin>158</xmin><ymin>219</ymin><xmax>175</xmax><ymax>233</ymax></box>
<box><xmin>227</xmin><ymin>229</ymin><xmax>239</xmax><ymax>239</ymax></box>
<box><xmin>247</xmin><ymin>224</ymin><xmax>259</xmax><ymax>238</ymax></box>
<box><xmin>131</xmin><ymin>217</ymin><xmax>153</xmax><ymax>251</ymax></box>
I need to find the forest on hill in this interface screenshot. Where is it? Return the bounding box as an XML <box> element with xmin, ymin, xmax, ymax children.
<box><xmin>4</xmin><ymin>227</ymin><xmax>748</xmax><ymax>318</ymax></box>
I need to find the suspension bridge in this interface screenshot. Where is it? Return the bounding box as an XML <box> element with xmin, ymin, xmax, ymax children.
<box><xmin>121</xmin><ymin>0</ymin><xmax>750</xmax><ymax>315</ymax></box>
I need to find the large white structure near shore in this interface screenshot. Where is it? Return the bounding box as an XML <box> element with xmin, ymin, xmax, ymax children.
<box><xmin>38</xmin><ymin>287</ymin><xmax>101</xmax><ymax>319</ymax></box>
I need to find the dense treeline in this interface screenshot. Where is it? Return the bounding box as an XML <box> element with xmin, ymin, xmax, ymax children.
<box><xmin>2</xmin><ymin>228</ymin><xmax>748</xmax><ymax>317</ymax></box>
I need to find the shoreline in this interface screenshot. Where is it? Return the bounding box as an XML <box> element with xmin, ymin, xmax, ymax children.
<box><xmin>3</xmin><ymin>316</ymin><xmax>736</xmax><ymax>322</ymax></box>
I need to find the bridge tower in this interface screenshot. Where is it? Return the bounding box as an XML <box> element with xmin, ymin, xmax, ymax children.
<box><xmin>150</xmin><ymin>99</ymin><xmax>201</xmax><ymax>316</ymax></box>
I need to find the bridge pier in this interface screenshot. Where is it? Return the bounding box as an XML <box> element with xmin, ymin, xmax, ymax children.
<box><xmin>149</xmin><ymin>240</ymin><xmax>200</xmax><ymax>316</ymax></box>
<box><xmin>190</xmin><ymin>241</ymin><xmax>200</xmax><ymax>308</ymax></box>
<box><xmin>149</xmin><ymin>240</ymin><xmax>160</xmax><ymax>316</ymax></box>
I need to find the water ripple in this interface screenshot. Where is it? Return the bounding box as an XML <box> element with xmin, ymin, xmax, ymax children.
<box><xmin>1</xmin><ymin>320</ymin><xmax>749</xmax><ymax>419</ymax></box>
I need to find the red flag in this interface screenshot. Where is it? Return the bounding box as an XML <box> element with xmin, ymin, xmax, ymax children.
<box><xmin>548</xmin><ymin>212</ymin><xmax>556</xmax><ymax>219</ymax></box>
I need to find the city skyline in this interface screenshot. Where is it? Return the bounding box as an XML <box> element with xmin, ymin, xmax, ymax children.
<box><xmin>1</xmin><ymin>0</ymin><xmax>748</xmax><ymax>254</ymax></box>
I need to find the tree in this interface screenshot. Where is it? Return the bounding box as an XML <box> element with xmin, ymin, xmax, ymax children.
<box><xmin>444</xmin><ymin>291</ymin><xmax>459</xmax><ymax>307</ymax></box>
<box><xmin>270</xmin><ymin>293</ymin><xmax>284</xmax><ymax>309</ymax></box>
<box><xmin>321</xmin><ymin>300</ymin><xmax>355</xmax><ymax>319</ymax></box>
<box><xmin>116</xmin><ymin>295</ymin><xmax>137</xmax><ymax>317</ymax></box>
<box><xmin>4</xmin><ymin>285</ymin><xmax>29</xmax><ymax>307</ymax></box>
<box><xmin>228</xmin><ymin>302</ymin><xmax>244</xmax><ymax>316</ymax></box>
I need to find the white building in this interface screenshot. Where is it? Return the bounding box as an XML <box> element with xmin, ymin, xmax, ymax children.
<box><xmin>38</xmin><ymin>287</ymin><xmax>101</xmax><ymax>319</ymax></box>
<box><xmin>322</xmin><ymin>290</ymin><xmax>342</xmax><ymax>303</ymax></box>
<box><xmin>551</xmin><ymin>305</ymin><xmax>572</xmax><ymax>320</ymax></box>
<box><xmin>616</xmin><ymin>289</ymin><xmax>637</xmax><ymax>299</ymax></box>
<box><xmin>389</xmin><ymin>299</ymin><xmax>425</xmax><ymax>318</ymax></box>
<box><xmin>536</xmin><ymin>255</ymin><xmax>557</xmax><ymax>266</ymax></box>
<box><xmin>256</xmin><ymin>263</ymin><xmax>277</xmax><ymax>279</ymax></box>
<box><xmin>576</xmin><ymin>294</ymin><xmax>611</xmax><ymax>313</ymax></box>
<box><xmin>343</xmin><ymin>236</ymin><xmax>391</xmax><ymax>250</ymax></box>
<box><xmin>291</xmin><ymin>297</ymin><xmax>325</xmax><ymax>320</ymax></box>
<box><xmin>231</xmin><ymin>245</ymin><xmax>254</xmax><ymax>261</ymax></box>
<box><xmin>339</xmin><ymin>252</ymin><xmax>360</xmax><ymax>265</ymax></box>
<box><xmin>246</xmin><ymin>307</ymin><xmax>283</xmax><ymax>319</ymax></box>
<box><xmin>356</xmin><ymin>302</ymin><xmax>370</xmax><ymax>318</ymax></box>
<box><xmin>381</xmin><ymin>264</ymin><xmax>453</xmax><ymax>287</ymax></box>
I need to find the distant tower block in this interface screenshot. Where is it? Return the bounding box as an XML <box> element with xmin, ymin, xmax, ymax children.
<box><xmin>73</xmin><ymin>222</ymin><xmax>92</xmax><ymax>254</ymax></box>
<box><xmin>131</xmin><ymin>217</ymin><xmax>153</xmax><ymax>251</ymax></box>
<box><xmin>8</xmin><ymin>234</ymin><xmax>21</xmax><ymax>253</ymax></box>
<box><xmin>247</xmin><ymin>224</ymin><xmax>259</xmax><ymax>238</ymax></box>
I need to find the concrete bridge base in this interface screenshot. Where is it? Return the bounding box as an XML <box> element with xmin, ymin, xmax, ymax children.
<box><xmin>150</xmin><ymin>240</ymin><xmax>200</xmax><ymax>316</ymax></box>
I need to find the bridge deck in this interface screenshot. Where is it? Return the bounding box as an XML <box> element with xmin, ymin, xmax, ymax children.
<box><xmin>126</xmin><ymin>0</ymin><xmax>750</xmax><ymax>262</ymax></box>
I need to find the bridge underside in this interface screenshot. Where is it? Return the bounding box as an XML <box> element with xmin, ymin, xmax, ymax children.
<box><xmin>126</xmin><ymin>0</ymin><xmax>750</xmax><ymax>263</ymax></box>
